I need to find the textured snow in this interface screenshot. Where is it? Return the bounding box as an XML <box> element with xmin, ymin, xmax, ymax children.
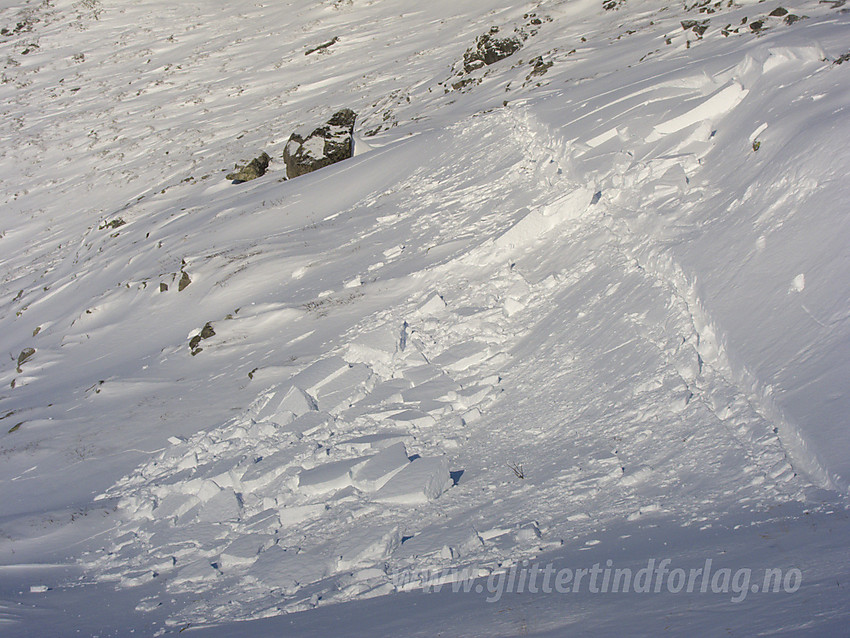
<box><xmin>0</xmin><ymin>0</ymin><xmax>849</xmax><ymax>635</ymax></box>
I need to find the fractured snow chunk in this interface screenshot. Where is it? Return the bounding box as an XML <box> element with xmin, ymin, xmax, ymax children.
<box><xmin>171</xmin><ymin>559</ymin><xmax>219</xmax><ymax>586</ymax></box>
<box><xmin>651</xmin><ymin>82</ymin><xmax>748</xmax><ymax>138</ymax></box>
<box><xmin>218</xmin><ymin>534</ymin><xmax>273</xmax><ymax>570</ymax></box>
<box><xmin>153</xmin><ymin>493</ymin><xmax>201</xmax><ymax>520</ymax></box>
<box><xmin>195</xmin><ymin>488</ymin><xmax>241</xmax><ymax>523</ymax></box>
<box><xmin>515</xmin><ymin>522</ymin><xmax>542</xmax><ymax>543</ymax></box>
<box><xmin>284</xmin><ymin>410</ymin><xmax>334</xmax><ymax>436</ymax></box>
<box><xmin>413</xmin><ymin>293</ymin><xmax>447</xmax><ymax>317</ymax></box>
<box><xmin>333</xmin><ymin>525</ymin><xmax>401</xmax><ymax>571</ymax></box>
<box><xmin>239</xmin><ymin>451</ymin><xmax>300</xmax><ymax>492</ymax></box>
<box><xmin>351</xmin><ymin>442</ymin><xmax>410</xmax><ymax>492</ymax></box>
<box><xmin>397</xmin><ymin>525</ymin><xmax>483</xmax><ymax>560</ymax></box>
<box><xmin>345</xmin><ymin>326</ymin><xmax>399</xmax><ymax>373</ymax></box>
<box><xmin>249</xmin><ymin>545</ymin><xmax>327</xmax><ymax>592</ymax></box>
<box><xmin>431</xmin><ymin>341</ymin><xmax>490</xmax><ymax>372</ymax></box>
<box><xmin>275</xmin><ymin>386</ymin><xmax>318</xmax><ymax>417</ymax></box>
<box><xmin>297</xmin><ymin>456</ymin><xmax>369</xmax><ymax>495</ymax></box>
<box><xmin>401</xmin><ymin>376</ymin><xmax>461</xmax><ymax>403</ymax></box>
<box><xmin>373</xmin><ymin>456</ymin><xmax>451</xmax><ymax>505</ymax></box>
<box><xmin>386</xmin><ymin>409</ymin><xmax>436</xmax><ymax>428</ymax></box>
<box><xmin>400</xmin><ymin>364</ymin><xmax>443</xmax><ymax>385</ymax></box>
<box><xmin>339</xmin><ymin>430</ymin><xmax>413</xmax><ymax>452</ymax></box>
<box><xmin>279</xmin><ymin>503</ymin><xmax>326</xmax><ymax>526</ymax></box>
<box><xmin>313</xmin><ymin>363</ymin><xmax>372</xmax><ymax>413</ymax></box>
<box><xmin>503</xmin><ymin>297</ymin><xmax>525</xmax><ymax>317</ymax></box>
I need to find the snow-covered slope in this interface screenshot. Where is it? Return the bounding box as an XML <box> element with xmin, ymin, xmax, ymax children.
<box><xmin>1</xmin><ymin>0</ymin><xmax>849</xmax><ymax>635</ymax></box>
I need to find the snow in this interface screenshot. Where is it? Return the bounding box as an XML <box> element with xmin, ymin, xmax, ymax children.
<box><xmin>0</xmin><ymin>0</ymin><xmax>849</xmax><ymax>635</ymax></box>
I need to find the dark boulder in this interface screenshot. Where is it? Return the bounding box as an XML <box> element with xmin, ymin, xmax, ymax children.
<box><xmin>226</xmin><ymin>151</ymin><xmax>271</xmax><ymax>183</ymax></box>
<box><xmin>283</xmin><ymin>109</ymin><xmax>356</xmax><ymax>179</ymax></box>
<box><xmin>462</xmin><ymin>27</ymin><xmax>522</xmax><ymax>73</ymax></box>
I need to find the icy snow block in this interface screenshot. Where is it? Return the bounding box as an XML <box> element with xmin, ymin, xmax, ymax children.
<box><xmin>289</xmin><ymin>356</ymin><xmax>351</xmax><ymax>396</ymax></box>
<box><xmin>401</xmin><ymin>376</ymin><xmax>460</xmax><ymax>403</ymax></box>
<box><xmin>387</xmin><ymin>409</ymin><xmax>437</xmax><ymax>428</ymax></box>
<box><xmin>195</xmin><ymin>488</ymin><xmax>241</xmax><ymax>523</ymax></box>
<box><xmin>339</xmin><ymin>430</ymin><xmax>413</xmax><ymax>452</ymax></box>
<box><xmin>345</xmin><ymin>326</ymin><xmax>399</xmax><ymax>370</ymax></box>
<box><xmin>413</xmin><ymin>292</ymin><xmax>447</xmax><ymax>317</ymax></box>
<box><xmin>284</xmin><ymin>410</ymin><xmax>333</xmax><ymax>436</ymax></box>
<box><xmin>279</xmin><ymin>503</ymin><xmax>326</xmax><ymax>527</ymax></box>
<box><xmin>431</xmin><ymin>341</ymin><xmax>490</xmax><ymax>372</ymax></box>
<box><xmin>249</xmin><ymin>545</ymin><xmax>327</xmax><ymax>592</ymax></box>
<box><xmin>275</xmin><ymin>386</ymin><xmax>318</xmax><ymax>417</ymax></box>
<box><xmin>373</xmin><ymin>456</ymin><xmax>451</xmax><ymax>505</ymax></box>
<box><xmin>297</xmin><ymin>456</ymin><xmax>369</xmax><ymax>495</ymax></box>
<box><xmin>171</xmin><ymin>559</ymin><xmax>219</xmax><ymax>586</ymax></box>
<box><xmin>239</xmin><ymin>450</ymin><xmax>299</xmax><ymax>491</ymax></box>
<box><xmin>218</xmin><ymin>533</ymin><xmax>272</xmax><ymax>570</ymax></box>
<box><xmin>313</xmin><ymin>363</ymin><xmax>371</xmax><ymax>413</ymax></box>
<box><xmin>334</xmin><ymin>525</ymin><xmax>401</xmax><ymax>570</ymax></box>
<box><xmin>401</xmin><ymin>364</ymin><xmax>444</xmax><ymax>385</ymax></box>
<box><xmin>153</xmin><ymin>493</ymin><xmax>201</xmax><ymax>520</ymax></box>
<box><xmin>351</xmin><ymin>442</ymin><xmax>410</xmax><ymax>492</ymax></box>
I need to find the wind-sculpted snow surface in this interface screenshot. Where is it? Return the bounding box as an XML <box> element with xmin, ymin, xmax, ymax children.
<box><xmin>1</xmin><ymin>0</ymin><xmax>850</xmax><ymax>634</ymax></box>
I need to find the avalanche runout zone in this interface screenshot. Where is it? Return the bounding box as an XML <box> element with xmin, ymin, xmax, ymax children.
<box><xmin>88</xmin><ymin>59</ymin><xmax>820</xmax><ymax>627</ymax></box>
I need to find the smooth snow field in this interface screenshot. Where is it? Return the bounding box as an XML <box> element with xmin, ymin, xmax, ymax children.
<box><xmin>1</xmin><ymin>0</ymin><xmax>849</xmax><ymax>635</ymax></box>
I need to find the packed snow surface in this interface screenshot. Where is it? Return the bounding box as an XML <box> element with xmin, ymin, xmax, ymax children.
<box><xmin>1</xmin><ymin>0</ymin><xmax>849</xmax><ymax>635</ymax></box>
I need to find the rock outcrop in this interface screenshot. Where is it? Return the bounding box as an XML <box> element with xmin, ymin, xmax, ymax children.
<box><xmin>283</xmin><ymin>109</ymin><xmax>356</xmax><ymax>179</ymax></box>
<box><xmin>226</xmin><ymin>151</ymin><xmax>271</xmax><ymax>183</ymax></box>
<box><xmin>462</xmin><ymin>27</ymin><xmax>522</xmax><ymax>73</ymax></box>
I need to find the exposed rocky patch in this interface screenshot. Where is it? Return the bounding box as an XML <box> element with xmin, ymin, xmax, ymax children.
<box><xmin>462</xmin><ymin>27</ymin><xmax>523</xmax><ymax>73</ymax></box>
<box><xmin>305</xmin><ymin>36</ymin><xmax>339</xmax><ymax>56</ymax></box>
<box><xmin>189</xmin><ymin>322</ymin><xmax>215</xmax><ymax>356</ymax></box>
<box><xmin>16</xmin><ymin>347</ymin><xmax>35</xmax><ymax>372</ymax></box>
<box><xmin>283</xmin><ymin>109</ymin><xmax>356</xmax><ymax>179</ymax></box>
<box><xmin>226</xmin><ymin>151</ymin><xmax>271</xmax><ymax>183</ymax></box>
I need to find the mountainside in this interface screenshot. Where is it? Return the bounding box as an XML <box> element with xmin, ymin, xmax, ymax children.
<box><xmin>1</xmin><ymin>0</ymin><xmax>849</xmax><ymax>635</ymax></box>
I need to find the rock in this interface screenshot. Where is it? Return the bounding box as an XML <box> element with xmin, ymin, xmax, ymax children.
<box><xmin>189</xmin><ymin>322</ymin><xmax>215</xmax><ymax>355</ymax></box>
<box><xmin>16</xmin><ymin>347</ymin><xmax>35</xmax><ymax>372</ymax></box>
<box><xmin>305</xmin><ymin>36</ymin><xmax>339</xmax><ymax>56</ymax></box>
<box><xmin>283</xmin><ymin>109</ymin><xmax>356</xmax><ymax>179</ymax></box>
<box><xmin>527</xmin><ymin>56</ymin><xmax>553</xmax><ymax>79</ymax></box>
<box><xmin>226</xmin><ymin>151</ymin><xmax>271</xmax><ymax>183</ymax></box>
<box><xmin>178</xmin><ymin>271</ymin><xmax>191</xmax><ymax>292</ymax></box>
<box><xmin>462</xmin><ymin>27</ymin><xmax>522</xmax><ymax>73</ymax></box>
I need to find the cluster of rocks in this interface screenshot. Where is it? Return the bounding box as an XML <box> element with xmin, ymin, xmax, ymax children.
<box><xmin>452</xmin><ymin>13</ymin><xmax>551</xmax><ymax>90</ymax></box>
<box><xmin>283</xmin><ymin>108</ymin><xmax>356</xmax><ymax>179</ymax></box>
<box><xmin>225</xmin><ymin>109</ymin><xmax>356</xmax><ymax>184</ymax></box>
<box><xmin>462</xmin><ymin>27</ymin><xmax>523</xmax><ymax>73</ymax></box>
<box><xmin>226</xmin><ymin>152</ymin><xmax>270</xmax><ymax>183</ymax></box>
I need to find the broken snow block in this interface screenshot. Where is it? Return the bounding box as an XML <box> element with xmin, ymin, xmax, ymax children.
<box><xmin>339</xmin><ymin>430</ymin><xmax>413</xmax><ymax>453</ymax></box>
<box><xmin>431</xmin><ymin>341</ymin><xmax>490</xmax><ymax>372</ymax></box>
<box><xmin>344</xmin><ymin>326</ymin><xmax>400</xmax><ymax>375</ymax></box>
<box><xmin>218</xmin><ymin>533</ymin><xmax>272</xmax><ymax>570</ymax></box>
<box><xmin>313</xmin><ymin>363</ymin><xmax>371</xmax><ymax>413</ymax></box>
<box><xmin>249</xmin><ymin>545</ymin><xmax>327</xmax><ymax>592</ymax></box>
<box><xmin>275</xmin><ymin>385</ymin><xmax>318</xmax><ymax>418</ymax></box>
<box><xmin>373</xmin><ymin>456</ymin><xmax>451</xmax><ymax>505</ymax></box>
<box><xmin>333</xmin><ymin>525</ymin><xmax>401</xmax><ymax>571</ymax></box>
<box><xmin>195</xmin><ymin>488</ymin><xmax>241</xmax><ymax>523</ymax></box>
<box><xmin>283</xmin><ymin>109</ymin><xmax>356</xmax><ymax>179</ymax></box>
<box><xmin>414</xmin><ymin>292</ymin><xmax>447</xmax><ymax>318</ymax></box>
<box><xmin>296</xmin><ymin>456</ymin><xmax>369</xmax><ymax>495</ymax></box>
<box><xmin>350</xmin><ymin>442</ymin><xmax>410</xmax><ymax>492</ymax></box>
<box><xmin>153</xmin><ymin>493</ymin><xmax>201</xmax><ymax>521</ymax></box>
<box><xmin>387</xmin><ymin>408</ymin><xmax>437</xmax><ymax>428</ymax></box>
